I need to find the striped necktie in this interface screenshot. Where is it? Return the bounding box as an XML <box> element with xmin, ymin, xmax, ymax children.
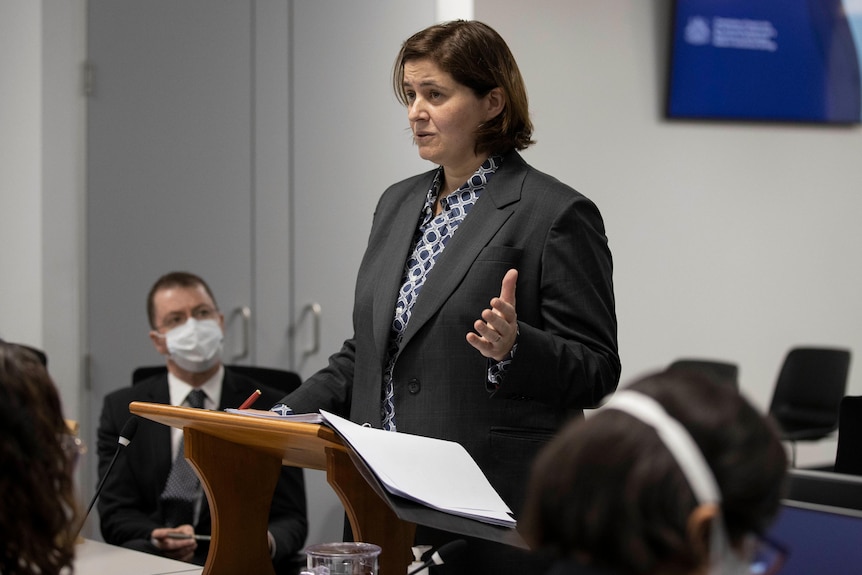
<box><xmin>159</xmin><ymin>389</ymin><xmax>206</xmax><ymax>527</ymax></box>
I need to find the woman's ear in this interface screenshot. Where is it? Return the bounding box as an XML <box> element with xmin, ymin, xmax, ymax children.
<box><xmin>686</xmin><ymin>503</ymin><xmax>720</xmax><ymax>562</ymax></box>
<box><xmin>484</xmin><ymin>87</ymin><xmax>505</xmax><ymax>120</ymax></box>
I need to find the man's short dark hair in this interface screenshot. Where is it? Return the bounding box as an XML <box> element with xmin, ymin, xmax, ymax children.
<box><xmin>146</xmin><ymin>271</ymin><xmax>218</xmax><ymax>329</ymax></box>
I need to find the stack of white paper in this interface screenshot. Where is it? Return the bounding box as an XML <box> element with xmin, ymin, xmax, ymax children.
<box><xmin>320</xmin><ymin>410</ymin><xmax>515</xmax><ymax>527</ymax></box>
<box><xmin>224</xmin><ymin>408</ymin><xmax>323</xmax><ymax>423</ymax></box>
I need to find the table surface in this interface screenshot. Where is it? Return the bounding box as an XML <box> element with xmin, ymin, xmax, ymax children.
<box><xmin>75</xmin><ymin>539</ymin><xmax>204</xmax><ymax>575</ymax></box>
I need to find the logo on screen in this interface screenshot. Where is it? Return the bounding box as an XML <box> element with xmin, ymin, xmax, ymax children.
<box><xmin>684</xmin><ymin>16</ymin><xmax>711</xmax><ymax>45</ymax></box>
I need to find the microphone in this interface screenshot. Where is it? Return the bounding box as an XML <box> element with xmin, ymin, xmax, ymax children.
<box><xmin>79</xmin><ymin>417</ymin><xmax>140</xmax><ymax>532</ymax></box>
<box><xmin>406</xmin><ymin>539</ymin><xmax>467</xmax><ymax>575</ymax></box>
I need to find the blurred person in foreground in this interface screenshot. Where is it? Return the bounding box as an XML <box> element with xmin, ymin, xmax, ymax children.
<box><xmin>0</xmin><ymin>340</ymin><xmax>81</xmax><ymax>575</ymax></box>
<box><xmin>521</xmin><ymin>370</ymin><xmax>788</xmax><ymax>575</ymax></box>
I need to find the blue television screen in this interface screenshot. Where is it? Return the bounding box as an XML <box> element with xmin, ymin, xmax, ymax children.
<box><xmin>667</xmin><ymin>0</ymin><xmax>862</xmax><ymax>123</ymax></box>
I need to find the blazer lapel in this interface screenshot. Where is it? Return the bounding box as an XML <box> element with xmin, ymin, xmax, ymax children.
<box><xmin>371</xmin><ymin>178</ymin><xmax>434</xmax><ymax>357</ymax></box>
<box><xmin>398</xmin><ymin>154</ymin><xmax>526</xmax><ymax>350</ymax></box>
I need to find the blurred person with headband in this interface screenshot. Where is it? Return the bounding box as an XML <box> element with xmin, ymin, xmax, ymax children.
<box><xmin>521</xmin><ymin>370</ymin><xmax>788</xmax><ymax>575</ymax></box>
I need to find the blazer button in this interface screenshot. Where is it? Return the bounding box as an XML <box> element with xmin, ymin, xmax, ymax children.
<box><xmin>407</xmin><ymin>378</ymin><xmax>421</xmax><ymax>394</ymax></box>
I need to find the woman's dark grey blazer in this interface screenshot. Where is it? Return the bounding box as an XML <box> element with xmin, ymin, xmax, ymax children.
<box><xmin>280</xmin><ymin>149</ymin><xmax>620</xmax><ymax>514</ymax></box>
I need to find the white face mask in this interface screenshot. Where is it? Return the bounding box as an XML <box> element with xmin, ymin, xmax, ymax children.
<box><xmin>163</xmin><ymin>318</ymin><xmax>223</xmax><ymax>373</ymax></box>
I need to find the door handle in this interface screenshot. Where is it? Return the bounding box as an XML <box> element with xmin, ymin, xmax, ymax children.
<box><xmin>230</xmin><ymin>306</ymin><xmax>252</xmax><ymax>361</ymax></box>
<box><xmin>299</xmin><ymin>302</ymin><xmax>321</xmax><ymax>358</ymax></box>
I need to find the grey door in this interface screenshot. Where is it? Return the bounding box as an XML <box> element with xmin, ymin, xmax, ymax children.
<box><xmin>86</xmin><ymin>0</ymin><xmax>256</xmax><ymax>536</ymax></box>
<box><xmin>87</xmin><ymin>0</ymin><xmax>437</xmax><ymax>548</ymax></box>
<box><xmin>289</xmin><ymin>1</ymin><xmax>433</xmax><ymax>379</ymax></box>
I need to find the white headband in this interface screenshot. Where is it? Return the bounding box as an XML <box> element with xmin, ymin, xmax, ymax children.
<box><xmin>601</xmin><ymin>390</ymin><xmax>721</xmax><ymax>505</ymax></box>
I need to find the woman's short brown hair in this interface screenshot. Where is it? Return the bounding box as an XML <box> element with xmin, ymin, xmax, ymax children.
<box><xmin>393</xmin><ymin>20</ymin><xmax>535</xmax><ymax>155</ymax></box>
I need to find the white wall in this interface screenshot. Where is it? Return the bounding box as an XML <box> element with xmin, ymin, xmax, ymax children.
<box><xmin>42</xmin><ymin>0</ymin><xmax>88</xmax><ymax>423</ymax></box>
<box><xmin>0</xmin><ymin>0</ymin><xmax>87</xmax><ymax>421</ymax></box>
<box><xmin>481</xmin><ymin>3</ymin><xmax>862</xmax><ymax>393</ymax></box>
<box><xmin>3</xmin><ymin>1</ymin><xmax>859</xmax><ymax>468</ymax></box>
<box><xmin>0</xmin><ymin>2</ymin><xmax>43</xmax><ymax>347</ymax></box>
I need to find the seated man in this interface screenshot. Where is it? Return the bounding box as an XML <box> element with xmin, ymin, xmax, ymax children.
<box><xmin>97</xmin><ymin>271</ymin><xmax>307</xmax><ymax>573</ymax></box>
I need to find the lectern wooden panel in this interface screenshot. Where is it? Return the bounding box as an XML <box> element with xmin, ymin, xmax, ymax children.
<box><xmin>129</xmin><ymin>402</ymin><xmax>414</xmax><ymax>575</ymax></box>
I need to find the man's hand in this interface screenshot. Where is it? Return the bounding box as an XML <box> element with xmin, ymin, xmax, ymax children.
<box><xmin>151</xmin><ymin>525</ymin><xmax>197</xmax><ymax>562</ymax></box>
<box><xmin>466</xmin><ymin>268</ymin><xmax>518</xmax><ymax>361</ymax></box>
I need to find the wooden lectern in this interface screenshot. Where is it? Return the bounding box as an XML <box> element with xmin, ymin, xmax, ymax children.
<box><xmin>129</xmin><ymin>402</ymin><xmax>416</xmax><ymax>575</ymax></box>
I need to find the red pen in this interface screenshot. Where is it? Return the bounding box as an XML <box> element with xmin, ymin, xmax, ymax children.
<box><xmin>238</xmin><ymin>389</ymin><xmax>262</xmax><ymax>410</ymax></box>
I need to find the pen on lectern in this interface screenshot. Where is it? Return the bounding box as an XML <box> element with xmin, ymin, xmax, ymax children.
<box><xmin>238</xmin><ymin>389</ymin><xmax>262</xmax><ymax>410</ymax></box>
<box><xmin>165</xmin><ymin>532</ymin><xmax>212</xmax><ymax>541</ymax></box>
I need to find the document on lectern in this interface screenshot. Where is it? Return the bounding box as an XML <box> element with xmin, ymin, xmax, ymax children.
<box><xmin>224</xmin><ymin>408</ymin><xmax>323</xmax><ymax>423</ymax></box>
<box><xmin>320</xmin><ymin>410</ymin><xmax>516</xmax><ymax>527</ymax></box>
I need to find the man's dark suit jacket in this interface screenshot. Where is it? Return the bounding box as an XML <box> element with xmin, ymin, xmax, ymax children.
<box><xmin>97</xmin><ymin>367</ymin><xmax>307</xmax><ymax>571</ymax></box>
<box><xmin>277</xmin><ymin>150</ymin><xmax>620</xmax><ymax>573</ymax></box>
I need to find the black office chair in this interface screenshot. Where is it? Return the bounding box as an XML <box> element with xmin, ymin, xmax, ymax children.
<box><xmin>834</xmin><ymin>396</ymin><xmax>862</xmax><ymax>476</ymax></box>
<box><xmin>667</xmin><ymin>358</ymin><xmax>739</xmax><ymax>389</ymax></box>
<box><xmin>21</xmin><ymin>344</ymin><xmax>48</xmax><ymax>367</ymax></box>
<box><xmin>0</xmin><ymin>338</ymin><xmax>48</xmax><ymax>367</ymax></box>
<box><xmin>132</xmin><ymin>364</ymin><xmax>302</xmax><ymax>396</ymax></box>
<box><xmin>767</xmin><ymin>347</ymin><xmax>852</xmax><ymax>466</ymax></box>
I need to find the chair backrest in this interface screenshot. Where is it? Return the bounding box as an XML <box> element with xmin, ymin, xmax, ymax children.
<box><xmin>835</xmin><ymin>396</ymin><xmax>862</xmax><ymax>476</ymax></box>
<box><xmin>225</xmin><ymin>365</ymin><xmax>302</xmax><ymax>396</ymax></box>
<box><xmin>132</xmin><ymin>365</ymin><xmax>167</xmax><ymax>384</ymax></box>
<box><xmin>132</xmin><ymin>364</ymin><xmax>302</xmax><ymax>396</ymax></box>
<box><xmin>21</xmin><ymin>344</ymin><xmax>48</xmax><ymax>367</ymax></box>
<box><xmin>667</xmin><ymin>358</ymin><xmax>739</xmax><ymax>389</ymax></box>
<box><xmin>768</xmin><ymin>347</ymin><xmax>852</xmax><ymax>435</ymax></box>
<box><xmin>0</xmin><ymin>340</ymin><xmax>48</xmax><ymax>367</ymax></box>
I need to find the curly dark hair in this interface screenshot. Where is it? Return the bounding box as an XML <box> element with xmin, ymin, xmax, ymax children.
<box><xmin>0</xmin><ymin>342</ymin><xmax>80</xmax><ymax>575</ymax></box>
<box><xmin>393</xmin><ymin>20</ymin><xmax>535</xmax><ymax>155</ymax></box>
<box><xmin>520</xmin><ymin>370</ymin><xmax>787</xmax><ymax>574</ymax></box>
